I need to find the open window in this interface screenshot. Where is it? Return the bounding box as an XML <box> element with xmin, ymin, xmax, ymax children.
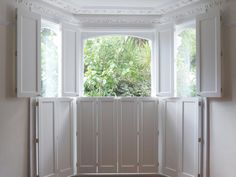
<box><xmin>83</xmin><ymin>35</ymin><xmax>152</xmax><ymax>97</ymax></box>
<box><xmin>175</xmin><ymin>21</ymin><xmax>197</xmax><ymax>97</ymax></box>
<box><xmin>17</xmin><ymin>8</ymin><xmax>221</xmax><ymax>99</ymax></box>
<box><xmin>41</xmin><ymin>20</ymin><xmax>61</xmax><ymax>97</ymax></box>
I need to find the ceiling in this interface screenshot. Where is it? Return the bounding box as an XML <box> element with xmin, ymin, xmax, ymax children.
<box><xmin>40</xmin><ymin>0</ymin><xmax>201</xmax><ymax>15</ymax></box>
<box><xmin>62</xmin><ymin>0</ymin><xmax>178</xmax><ymax>8</ymax></box>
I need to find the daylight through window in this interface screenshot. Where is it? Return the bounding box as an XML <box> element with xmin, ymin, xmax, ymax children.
<box><xmin>175</xmin><ymin>22</ymin><xmax>197</xmax><ymax>97</ymax></box>
<box><xmin>41</xmin><ymin>20</ymin><xmax>61</xmax><ymax>97</ymax></box>
<box><xmin>83</xmin><ymin>35</ymin><xmax>152</xmax><ymax>97</ymax></box>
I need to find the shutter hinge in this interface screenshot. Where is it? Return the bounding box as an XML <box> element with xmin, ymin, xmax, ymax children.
<box><xmin>198</xmin><ymin>138</ymin><xmax>202</xmax><ymax>143</ymax></box>
<box><xmin>157</xmin><ymin>162</ymin><xmax>159</xmax><ymax>167</ymax></box>
<box><xmin>221</xmin><ymin>51</ymin><xmax>223</xmax><ymax>57</ymax></box>
<box><xmin>35</xmin><ymin>101</ymin><xmax>39</xmax><ymax>107</ymax></box>
<box><xmin>35</xmin><ymin>138</ymin><xmax>39</xmax><ymax>143</ymax></box>
<box><xmin>76</xmin><ymin>131</ymin><xmax>78</xmax><ymax>136</ymax></box>
<box><xmin>76</xmin><ymin>162</ymin><xmax>78</xmax><ymax>167</ymax></box>
<box><xmin>221</xmin><ymin>88</ymin><xmax>223</xmax><ymax>93</ymax></box>
<box><xmin>15</xmin><ymin>51</ymin><xmax>17</xmax><ymax>57</ymax></box>
<box><xmin>198</xmin><ymin>102</ymin><xmax>202</xmax><ymax>107</ymax></box>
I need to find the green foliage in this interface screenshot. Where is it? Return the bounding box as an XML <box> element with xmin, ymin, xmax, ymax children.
<box><xmin>176</xmin><ymin>28</ymin><xmax>196</xmax><ymax>97</ymax></box>
<box><xmin>84</xmin><ymin>36</ymin><xmax>151</xmax><ymax>97</ymax></box>
<box><xmin>41</xmin><ymin>28</ymin><xmax>59</xmax><ymax>97</ymax></box>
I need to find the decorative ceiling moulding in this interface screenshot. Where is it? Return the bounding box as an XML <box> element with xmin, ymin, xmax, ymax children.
<box><xmin>76</xmin><ymin>15</ymin><xmax>159</xmax><ymax>25</ymax></box>
<box><xmin>40</xmin><ymin>0</ymin><xmax>201</xmax><ymax>15</ymax></box>
<box><xmin>156</xmin><ymin>0</ymin><xmax>226</xmax><ymax>24</ymax></box>
<box><xmin>17</xmin><ymin>0</ymin><xmax>78</xmax><ymax>24</ymax></box>
<box><xmin>17</xmin><ymin>0</ymin><xmax>226</xmax><ymax>25</ymax></box>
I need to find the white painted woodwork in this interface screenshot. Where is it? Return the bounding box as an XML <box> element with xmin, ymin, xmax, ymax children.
<box><xmin>77</xmin><ymin>98</ymin><xmax>97</xmax><ymax>173</ymax></box>
<box><xmin>196</xmin><ymin>9</ymin><xmax>221</xmax><ymax>97</ymax></box>
<box><xmin>37</xmin><ymin>98</ymin><xmax>74</xmax><ymax>177</ymax></box>
<box><xmin>179</xmin><ymin>99</ymin><xmax>200</xmax><ymax>177</ymax></box>
<box><xmin>156</xmin><ymin>24</ymin><xmax>174</xmax><ymax>97</ymax></box>
<box><xmin>38</xmin><ymin>100</ymin><xmax>57</xmax><ymax>177</ymax></box>
<box><xmin>97</xmin><ymin>98</ymin><xmax>117</xmax><ymax>173</ymax></box>
<box><xmin>62</xmin><ymin>24</ymin><xmax>80</xmax><ymax>96</ymax></box>
<box><xmin>160</xmin><ymin>98</ymin><xmax>202</xmax><ymax>177</ymax></box>
<box><xmin>118</xmin><ymin>98</ymin><xmax>138</xmax><ymax>173</ymax></box>
<box><xmin>17</xmin><ymin>8</ymin><xmax>41</xmax><ymax>97</ymax></box>
<box><xmin>161</xmin><ymin>99</ymin><xmax>179</xmax><ymax>177</ymax></box>
<box><xmin>139</xmin><ymin>98</ymin><xmax>158</xmax><ymax>173</ymax></box>
<box><xmin>57</xmin><ymin>100</ymin><xmax>74</xmax><ymax>177</ymax></box>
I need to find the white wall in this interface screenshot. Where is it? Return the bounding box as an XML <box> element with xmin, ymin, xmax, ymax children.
<box><xmin>0</xmin><ymin>1</ymin><xmax>236</xmax><ymax>177</ymax></box>
<box><xmin>209</xmin><ymin>25</ymin><xmax>236</xmax><ymax>177</ymax></box>
<box><xmin>0</xmin><ymin>0</ymin><xmax>29</xmax><ymax>177</ymax></box>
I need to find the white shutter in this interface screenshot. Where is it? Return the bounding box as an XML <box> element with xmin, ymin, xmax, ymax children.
<box><xmin>37</xmin><ymin>98</ymin><xmax>75</xmax><ymax>177</ymax></box>
<box><xmin>17</xmin><ymin>8</ymin><xmax>41</xmax><ymax>97</ymax></box>
<box><xmin>57</xmin><ymin>99</ymin><xmax>74</xmax><ymax>177</ymax></box>
<box><xmin>156</xmin><ymin>24</ymin><xmax>174</xmax><ymax>97</ymax></box>
<box><xmin>118</xmin><ymin>98</ymin><xmax>138</xmax><ymax>173</ymax></box>
<box><xmin>139</xmin><ymin>98</ymin><xmax>158</xmax><ymax>173</ymax></box>
<box><xmin>160</xmin><ymin>98</ymin><xmax>202</xmax><ymax>177</ymax></box>
<box><xmin>178</xmin><ymin>99</ymin><xmax>201</xmax><ymax>177</ymax></box>
<box><xmin>77</xmin><ymin>98</ymin><xmax>97</xmax><ymax>173</ymax></box>
<box><xmin>161</xmin><ymin>99</ymin><xmax>179</xmax><ymax>177</ymax></box>
<box><xmin>98</xmin><ymin>98</ymin><xmax>117</xmax><ymax>173</ymax></box>
<box><xmin>38</xmin><ymin>99</ymin><xmax>57</xmax><ymax>177</ymax></box>
<box><xmin>196</xmin><ymin>9</ymin><xmax>221</xmax><ymax>97</ymax></box>
<box><xmin>62</xmin><ymin>24</ymin><xmax>80</xmax><ymax>96</ymax></box>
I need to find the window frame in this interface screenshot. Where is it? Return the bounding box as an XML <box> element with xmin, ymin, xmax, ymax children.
<box><xmin>79</xmin><ymin>28</ymin><xmax>157</xmax><ymax>97</ymax></box>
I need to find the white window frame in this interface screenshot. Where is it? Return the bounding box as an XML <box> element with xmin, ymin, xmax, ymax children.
<box><xmin>79</xmin><ymin>28</ymin><xmax>157</xmax><ymax>97</ymax></box>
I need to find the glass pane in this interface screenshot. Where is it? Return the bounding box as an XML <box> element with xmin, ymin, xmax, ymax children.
<box><xmin>175</xmin><ymin>25</ymin><xmax>196</xmax><ymax>97</ymax></box>
<box><xmin>83</xmin><ymin>35</ymin><xmax>151</xmax><ymax>97</ymax></box>
<box><xmin>41</xmin><ymin>20</ymin><xmax>61</xmax><ymax>97</ymax></box>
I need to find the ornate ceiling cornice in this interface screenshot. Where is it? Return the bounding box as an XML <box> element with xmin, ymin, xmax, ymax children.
<box><xmin>40</xmin><ymin>0</ymin><xmax>201</xmax><ymax>15</ymax></box>
<box><xmin>17</xmin><ymin>0</ymin><xmax>225</xmax><ymax>25</ymax></box>
<box><xmin>157</xmin><ymin>0</ymin><xmax>225</xmax><ymax>24</ymax></box>
<box><xmin>17</xmin><ymin>0</ymin><xmax>78</xmax><ymax>24</ymax></box>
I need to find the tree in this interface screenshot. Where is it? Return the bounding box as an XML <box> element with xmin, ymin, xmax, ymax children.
<box><xmin>176</xmin><ymin>28</ymin><xmax>196</xmax><ymax>97</ymax></box>
<box><xmin>84</xmin><ymin>35</ymin><xmax>151</xmax><ymax>97</ymax></box>
<box><xmin>41</xmin><ymin>28</ymin><xmax>59</xmax><ymax>97</ymax></box>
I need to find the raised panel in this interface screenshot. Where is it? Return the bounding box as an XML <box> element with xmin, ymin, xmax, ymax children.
<box><xmin>118</xmin><ymin>98</ymin><xmax>138</xmax><ymax>173</ymax></box>
<box><xmin>196</xmin><ymin>9</ymin><xmax>221</xmax><ymax>97</ymax></box>
<box><xmin>38</xmin><ymin>100</ymin><xmax>57</xmax><ymax>177</ymax></box>
<box><xmin>139</xmin><ymin>98</ymin><xmax>158</xmax><ymax>173</ymax></box>
<box><xmin>156</xmin><ymin>25</ymin><xmax>174</xmax><ymax>96</ymax></box>
<box><xmin>162</xmin><ymin>100</ymin><xmax>178</xmax><ymax>177</ymax></box>
<box><xmin>57</xmin><ymin>100</ymin><xmax>74</xmax><ymax>177</ymax></box>
<box><xmin>179</xmin><ymin>100</ymin><xmax>200</xmax><ymax>177</ymax></box>
<box><xmin>17</xmin><ymin>8</ymin><xmax>41</xmax><ymax>97</ymax></box>
<box><xmin>77</xmin><ymin>98</ymin><xmax>97</xmax><ymax>173</ymax></box>
<box><xmin>62</xmin><ymin>24</ymin><xmax>79</xmax><ymax>96</ymax></box>
<box><xmin>98</xmin><ymin>98</ymin><xmax>117</xmax><ymax>173</ymax></box>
